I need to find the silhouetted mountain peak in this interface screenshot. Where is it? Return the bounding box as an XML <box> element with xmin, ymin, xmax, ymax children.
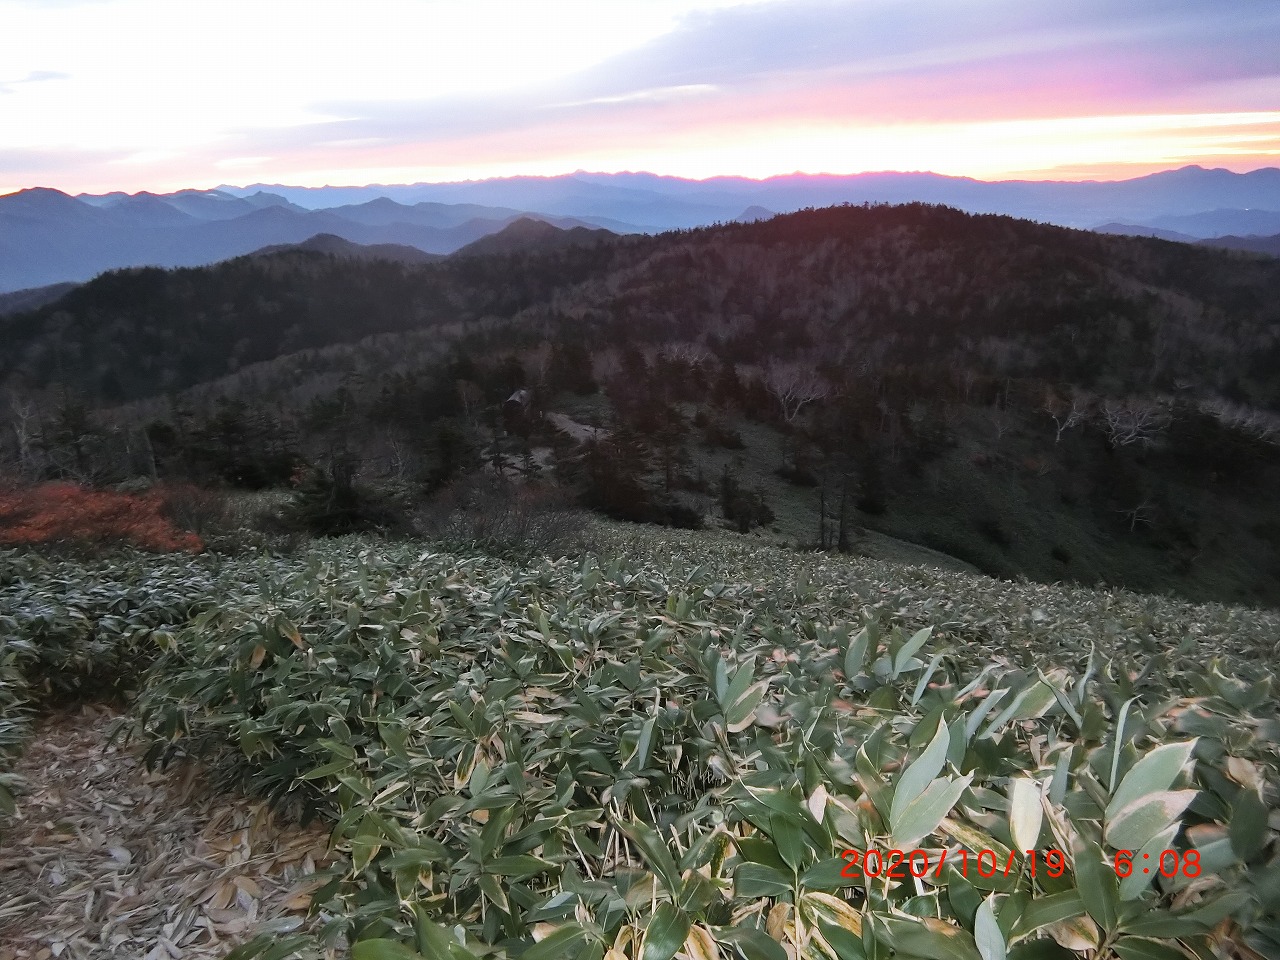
<box><xmin>452</xmin><ymin>217</ymin><xmax>615</xmax><ymax>257</ymax></box>
<box><xmin>250</xmin><ymin>232</ymin><xmax>442</xmax><ymax>265</ymax></box>
<box><xmin>2</xmin><ymin>186</ymin><xmax>84</xmax><ymax>210</ymax></box>
<box><xmin>0</xmin><ymin>187</ymin><xmax>107</xmax><ymax>226</ymax></box>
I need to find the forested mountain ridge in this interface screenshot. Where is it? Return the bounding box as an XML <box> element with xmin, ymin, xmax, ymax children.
<box><xmin>3</xmin><ymin>203</ymin><xmax>1278</xmax><ymax>606</ymax></box>
<box><xmin>5</xmin><ymin>203</ymin><xmax>1278</xmax><ymax>405</ymax></box>
<box><xmin>0</xmin><ymin>232</ymin><xmax>623</xmax><ymax>401</ymax></box>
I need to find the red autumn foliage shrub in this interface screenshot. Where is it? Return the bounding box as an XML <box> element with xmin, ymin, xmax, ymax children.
<box><xmin>0</xmin><ymin>482</ymin><xmax>204</xmax><ymax>553</ymax></box>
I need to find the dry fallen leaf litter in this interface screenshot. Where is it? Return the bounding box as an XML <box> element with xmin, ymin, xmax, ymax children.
<box><xmin>0</xmin><ymin>705</ymin><xmax>338</xmax><ymax>959</ymax></box>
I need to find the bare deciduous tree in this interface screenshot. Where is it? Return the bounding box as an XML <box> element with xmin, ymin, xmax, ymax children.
<box><xmin>1118</xmin><ymin>498</ymin><xmax>1156</xmax><ymax>532</ymax></box>
<box><xmin>1042</xmin><ymin>389</ymin><xmax>1091</xmax><ymax>444</ymax></box>
<box><xmin>985</xmin><ymin>406</ymin><xmax>1013</xmax><ymax>443</ymax></box>
<box><xmin>1101</xmin><ymin>397</ymin><xmax>1171</xmax><ymax>448</ymax></box>
<box><xmin>1198</xmin><ymin>397</ymin><xmax>1280</xmax><ymax>443</ymax></box>
<box><xmin>763</xmin><ymin>363</ymin><xmax>829</xmax><ymax>424</ymax></box>
<box><xmin>456</xmin><ymin>379</ymin><xmax>484</xmax><ymax>426</ymax></box>
<box><xmin>7</xmin><ymin>393</ymin><xmax>40</xmax><ymax>479</ymax></box>
<box><xmin>663</xmin><ymin>342</ymin><xmax>711</xmax><ymax>366</ymax></box>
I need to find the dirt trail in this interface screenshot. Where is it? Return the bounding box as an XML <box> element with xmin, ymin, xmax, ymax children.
<box><xmin>0</xmin><ymin>706</ymin><xmax>338</xmax><ymax>960</ymax></box>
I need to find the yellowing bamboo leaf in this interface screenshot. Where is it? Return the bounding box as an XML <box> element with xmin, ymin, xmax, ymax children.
<box><xmin>281</xmin><ymin>621</ymin><xmax>307</xmax><ymax>650</ymax></box>
<box><xmin>1009</xmin><ymin>777</ymin><xmax>1043</xmax><ymax>852</ymax></box>
<box><xmin>682</xmin><ymin>925</ymin><xmax>719</xmax><ymax>960</ymax></box>
<box><xmin>1226</xmin><ymin>756</ymin><xmax>1262</xmax><ymax>791</ymax></box>
<box><xmin>806</xmin><ymin>784</ymin><xmax>830</xmax><ymax>824</ymax></box>
<box><xmin>1046</xmin><ymin>915</ymin><xmax>1101</xmax><ymax>952</ymax></box>
<box><xmin>767</xmin><ymin>901</ymin><xmax>791</xmax><ymax>943</ymax></box>
<box><xmin>510</xmin><ymin>711</ymin><xmax>558</xmax><ymax>724</ymax></box>
<box><xmin>800</xmin><ymin>891</ymin><xmax>863</xmax><ymax>936</ymax></box>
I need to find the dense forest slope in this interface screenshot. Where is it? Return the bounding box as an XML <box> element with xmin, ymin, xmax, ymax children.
<box><xmin>2</xmin><ymin>204</ymin><xmax>1278</xmax><ymax>605</ymax></box>
<box><xmin>4</xmin><ymin>203</ymin><xmax>1278</xmax><ymax>403</ymax></box>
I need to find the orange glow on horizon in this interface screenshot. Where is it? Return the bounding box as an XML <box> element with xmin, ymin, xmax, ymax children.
<box><xmin>9</xmin><ymin>109</ymin><xmax>1276</xmax><ymax>198</ymax></box>
<box><xmin>4</xmin><ymin>1</ymin><xmax>1279</xmax><ymax>197</ymax></box>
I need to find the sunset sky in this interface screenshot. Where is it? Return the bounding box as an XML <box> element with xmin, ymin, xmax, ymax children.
<box><xmin>2</xmin><ymin>0</ymin><xmax>1279</xmax><ymax>195</ymax></box>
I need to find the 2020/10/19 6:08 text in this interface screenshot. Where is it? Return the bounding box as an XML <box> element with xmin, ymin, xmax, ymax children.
<box><xmin>839</xmin><ymin>847</ymin><xmax>1202</xmax><ymax>880</ymax></box>
<box><xmin>840</xmin><ymin>847</ymin><xmax>1066</xmax><ymax>880</ymax></box>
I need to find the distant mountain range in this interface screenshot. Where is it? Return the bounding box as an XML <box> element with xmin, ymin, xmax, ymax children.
<box><xmin>2</xmin><ymin>165</ymin><xmax>1279</xmax><ymax>292</ymax></box>
<box><xmin>1095</xmin><ymin>207</ymin><xmax>1280</xmax><ymax>243</ymax></box>
<box><xmin>0</xmin><ymin>187</ymin><xmax>623</xmax><ymax>292</ymax></box>
<box><xmin>1205</xmin><ymin>233</ymin><xmax>1280</xmax><ymax>257</ymax></box>
<box><xmin>221</xmin><ymin>165</ymin><xmax>1280</xmax><ymax>232</ymax></box>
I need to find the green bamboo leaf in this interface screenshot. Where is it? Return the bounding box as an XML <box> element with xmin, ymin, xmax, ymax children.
<box><xmin>1104</xmin><ymin>790</ymin><xmax>1198</xmax><ymax>852</ymax></box>
<box><xmin>618</xmin><ymin>821</ymin><xmax>683</xmax><ymax>895</ymax></box>
<box><xmin>1179</xmin><ymin>889</ymin><xmax>1252</xmax><ymax>927</ymax></box>
<box><xmin>964</xmin><ymin>689</ymin><xmax>1009</xmax><ymax>741</ymax></box>
<box><xmin>1117</xmin><ymin>823</ymin><xmax>1178</xmax><ymax>901</ymax></box>
<box><xmin>642</xmin><ymin>903</ymin><xmax>690</xmax><ymax>960</ymax></box>
<box><xmin>893</xmin><ymin>626</ymin><xmax>933</xmax><ymax>676</ymax></box>
<box><xmin>1229</xmin><ymin>786</ymin><xmax>1268</xmax><ymax>859</ymax></box>
<box><xmin>770</xmin><ymin>812</ymin><xmax>817</xmax><ymax>873</ymax></box>
<box><xmin>677</xmin><ymin>870</ymin><xmax>719</xmax><ymax>914</ymax></box>
<box><xmin>1048</xmin><ymin>749</ymin><xmax>1072</xmax><ymax>807</ymax></box>
<box><xmin>800</xmin><ymin>856</ymin><xmax>854</xmax><ymax>892</ymax></box>
<box><xmin>844</xmin><ymin>626</ymin><xmax>871</xmax><ymax>679</ymax></box>
<box><xmin>1007</xmin><ymin>941</ymin><xmax>1074</xmax><ymax>959</ymax></box>
<box><xmin>484</xmin><ymin>854</ymin><xmax>556</xmax><ymax>879</ymax></box>
<box><xmin>880</xmin><ymin>916</ymin><xmax>982</xmax><ymax>960</ymax></box>
<box><xmin>942</xmin><ymin>863</ymin><xmax>982</xmax><ymax>927</ymax></box>
<box><xmin>736</xmin><ymin>835</ymin><xmax>789</xmax><ymax>871</ymax></box>
<box><xmin>712</xmin><ymin>652</ymin><xmax>729</xmax><ymax>702</ymax></box>
<box><xmin>715</xmin><ymin>927</ymin><xmax>788</xmax><ymax>960</ymax></box>
<box><xmin>721</xmin><ymin>657</ymin><xmax>756</xmax><ymax>712</ymax></box>
<box><xmin>734</xmin><ymin>861</ymin><xmax>793</xmax><ymax>898</ymax></box>
<box><xmin>412</xmin><ymin>908</ymin><xmax>478</xmax><ymax>959</ymax></box>
<box><xmin>1111</xmin><ymin>938</ymin><xmax>1188</xmax><ymax>960</ymax></box>
<box><xmin>1010</xmin><ymin>890</ymin><xmax>1085</xmax><ymax>938</ymax></box>
<box><xmin>855</xmin><ymin>745</ymin><xmax>891</xmax><ymax>822</ymax></box>
<box><xmin>726</xmin><ymin>680</ymin><xmax>769</xmax><ymax>733</ymax></box>
<box><xmin>891</xmin><ymin>772</ymin><xmax>974</xmax><ymax>848</ymax></box>
<box><xmin>1116</xmin><ymin>911</ymin><xmax>1208</xmax><ymax>940</ymax></box>
<box><xmin>299</xmin><ymin>757</ymin><xmax>352</xmax><ymax>780</ymax></box>
<box><xmin>628</xmin><ymin>717</ymin><xmax>657</xmax><ymax>771</ymax></box>
<box><xmin>911</xmin><ymin>652</ymin><xmax>947</xmax><ymax>707</ymax></box>
<box><xmin>812</xmin><ymin>918</ymin><xmax>868</xmax><ymax>960</ymax></box>
<box><xmin>1040</xmin><ymin>669</ymin><xmax>1083</xmax><ymax>730</ymax></box>
<box><xmin>1074</xmin><ymin>840</ymin><xmax>1118</xmax><ymax>934</ymax></box>
<box><xmin>1105</xmin><ymin>740</ymin><xmax>1197</xmax><ymax>820</ymax></box>
<box><xmin>352</xmin><ymin>940</ymin><xmax>423</xmax><ymax>960</ymax></box>
<box><xmin>1108</xmin><ymin>698</ymin><xmax>1137</xmax><ymax>792</ymax></box>
<box><xmin>680</xmin><ymin>827</ymin><xmax>727</xmax><ymax>872</ymax></box>
<box><xmin>223</xmin><ymin>934</ymin><xmax>316</xmax><ymax>960</ymax></box>
<box><xmin>982</xmin><ymin>679</ymin><xmax>1057</xmax><ymax>738</ymax></box>
<box><xmin>523</xmin><ymin>925</ymin><xmax>590</xmax><ymax>960</ymax></box>
<box><xmin>890</xmin><ymin>722</ymin><xmax>950</xmax><ymax>824</ymax></box>
<box><xmin>975</xmin><ymin>897</ymin><xmax>1006</xmax><ymax>960</ymax></box>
